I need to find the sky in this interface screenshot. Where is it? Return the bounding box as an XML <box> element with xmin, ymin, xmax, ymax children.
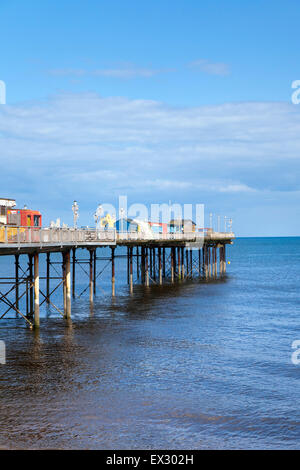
<box><xmin>0</xmin><ymin>0</ymin><xmax>300</xmax><ymax>236</ymax></box>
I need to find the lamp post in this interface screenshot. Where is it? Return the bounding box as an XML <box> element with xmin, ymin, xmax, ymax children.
<box><xmin>94</xmin><ymin>204</ymin><xmax>103</xmax><ymax>229</ymax></box>
<box><xmin>217</xmin><ymin>215</ymin><xmax>220</xmax><ymax>233</ymax></box>
<box><xmin>120</xmin><ymin>207</ymin><xmax>125</xmax><ymax>233</ymax></box>
<box><xmin>228</xmin><ymin>218</ymin><xmax>232</xmax><ymax>233</ymax></box>
<box><xmin>224</xmin><ymin>216</ymin><xmax>227</xmax><ymax>233</ymax></box>
<box><xmin>72</xmin><ymin>200</ymin><xmax>79</xmax><ymax>229</ymax></box>
<box><xmin>209</xmin><ymin>213</ymin><xmax>213</xmax><ymax>231</ymax></box>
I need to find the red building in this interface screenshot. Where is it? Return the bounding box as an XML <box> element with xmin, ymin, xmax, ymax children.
<box><xmin>6</xmin><ymin>208</ymin><xmax>42</xmax><ymax>227</ymax></box>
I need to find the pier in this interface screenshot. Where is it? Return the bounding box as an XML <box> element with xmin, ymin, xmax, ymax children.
<box><xmin>0</xmin><ymin>227</ymin><xmax>235</xmax><ymax>328</ymax></box>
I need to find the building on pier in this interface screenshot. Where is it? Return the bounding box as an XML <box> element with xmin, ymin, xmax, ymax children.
<box><xmin>168</xmin><ymin>219</ymin><xmax>196</xmax><ymax>233</ymax></box>
<box><xmin>0</xmin><ymin>198</ymin><xmax>16</xmax><ymax>225</ymax></box>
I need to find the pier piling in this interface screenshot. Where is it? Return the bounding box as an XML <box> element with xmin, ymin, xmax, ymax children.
<box><xmin>145</xmin><ymin>248</ymin><xmax>149</xmax><ymax>287</ymax></box>
<box><xmin>65</xmin><ymin>250</ymin><xmax>71</xmax><ymax>318</ymax></box>
<box><xmin>89</xmin><ymin>250</ymin><xmax>94</xmax><ymax>304</ymax></box>
<box><xmin>129</xmin><ymin>247</ymin><xmax>133</xmax><ymax>294</ymax></box>
<box><xmin>158</xmin><ymin>247</ymin><xmax>162</xmax><ymax>285</ymax></box>
<box><xmin>34</xmin><ymin>253</ymin><xmax>39</xmax><ymax>328</ymax></box>
<box><xmin>111</xmin><ymin>247</ymin><xmax>115</xmax><ymax>296</ymax></box>
<box><xmin>15</xmin><ymin>254</ymin><xmax>19</xmax><ymax>312</ymax></box>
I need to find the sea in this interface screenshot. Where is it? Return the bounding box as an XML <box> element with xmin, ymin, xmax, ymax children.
<box><xmin>0</xmin><ymin>237</ymin><xmax>299</xmax><ymax>449</ymax></box>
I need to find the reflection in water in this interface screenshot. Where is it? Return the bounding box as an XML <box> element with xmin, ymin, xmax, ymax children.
<box><xmin>0</xmin><ymin>239</ymin><xmax>300</xmax><ymax>449</ymax></box>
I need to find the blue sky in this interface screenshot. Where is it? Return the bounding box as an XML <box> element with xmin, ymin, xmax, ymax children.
<box><xmin>0</xmin><ymin>0</ymin><xmax>300</xmax><ymax>235</ymax></box>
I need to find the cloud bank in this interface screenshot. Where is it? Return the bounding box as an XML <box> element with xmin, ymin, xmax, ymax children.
<box><xmin>0</xmin><ymin>92</ymin><xmax>299</xmax><ymax>229</ymax></box>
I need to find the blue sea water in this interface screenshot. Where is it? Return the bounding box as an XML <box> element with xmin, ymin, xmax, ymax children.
<box><xmin>0</xmin><ymin>237</ymin><xmax>299</xmax><ymax>449</ymax></box>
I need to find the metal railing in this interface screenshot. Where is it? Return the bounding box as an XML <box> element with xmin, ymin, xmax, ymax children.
<box><xmin>0</xmin><ymin>227</ymin><xmax>116</xmax><ymax>245</ymax></box>
<box><xmin>117</xmin><ymin>231</ymin><xmax>205</xmax><ymax>241</ymax></box>
<box><xmin>0</xmin><ymin>226</ymin><xmax>235</xmax><ymax>246</ymax></box>
<box><xmin>117</xmin><ymin>231</ymin><xmax>235</xmax><ymax>242</ymax></box>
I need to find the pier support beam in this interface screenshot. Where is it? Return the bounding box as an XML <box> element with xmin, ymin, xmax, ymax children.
<box><xmin>190</xmin><ymin>249</ymin><xmax>193</xmax><ymax>278</ymax></box>
<box><xmin>93</xmin><ymin>249</ymin><xmax>97</xmax><ymax>296</ymax></box>
<box><xmin>141</xmin><ymin>247</ymin><xmax>145</xmax><ymax>284</ymax></box>
<box><xmin>28</xmin><ymin>254</ymin><xmax>34</xmax><ymax>318</ymax></box>
<box><xmin>15</xmin><ymin>254</ymin><xmax>19</xmax><ymax>312</ymax></box>
<box><xmin>219</xmin><ymin>245</ymin><xmax>226</xmax><ymax>275</ymax></box>
<box><xmin>205</xmin><ymin>245</ymin><xmax>208</xmax><ymax>279</ymax></box>
<box><xmin>34</xmin><ymin>253</ymin><xmax>40</xmax><ymax>328</ymax></box>
<box><xmin>136</xmin><ymin>247</ymin><xmax>140</xmax><ymax>279</ymax></box>
<box><xmin>72</xmin><ymin>248</ymin><xmax>76</xmax><ymax>297</ymax></box>
<box><xmin>181</xmin><ymin>247</ymin><xmax>185</xmax><ymax>280</ymax></box>
<box><xmin>127</xmin><ymin>247</ymin><xmax>130</xmax><ymax>284</ymax></box>
<box><xmin>158</xmin><ymin>247</ymin><xmax>162</xmax><ymax>285</ymax></box>
<box><xmin>149</xmin><ymin>248</ymin><xmax>153</xmax><ymax>278</ymax></box>
<box><xmin>62</xmin><ymin>253</ymin><xmax>67</xmax><ymax>313</ymax></box>
<box><xmin>65</xmin><ymin>250</ymin><xmax>71</xmax><ymax>318</ymax></box>
<box><xmin>177</xmin><ymin>247</ymin><xmax>181</xmax><ymax>280</ymax></box>
<box><xmin>46</xmin><ymin>252</ymin><xmax>50</xmax><ymax>303</ymax></box>
<box><xmin>145</xmin><ymin>248</ymin><xmax>149</xmax><ymax>287</ymax></box>
<box><xmin>214</xmin><ymin>246</ymin><xmax>217</xmax><ymax>277</ymax></box>
<box><xmin>89</xmin><ymin>250</ymin><xmax>94</xmax><ymax>304</ymax></box>
<box><xmin>186</xmin><ymin>249</ymin><xmax>189</xmax><ymax>278</ymax></box>
<box><xmin>163</xmin><ymin>248</ymin><xmax>166</xmax><ymax>279</ymax></box>
<box><xmin>129</xmin><ymin>247</ymin><xmax>133</xmax><ymax>294</ymax></box>
<box><xmin>198</xmin><ymin>248</ymin><xmax>201</xmax><ymax>278</ymax></box>
<box><xmin>111</xmin><ymin>247</ymin><xmax>115</xmax><ymax>296</ymax></box>
<box><xmin>171</xmin><ymin>248</ymin><xmax>175</xmax><ymax>283</ymax></box>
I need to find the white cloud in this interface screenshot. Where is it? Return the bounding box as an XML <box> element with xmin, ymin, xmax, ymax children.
<box><xmin>0</xmin><ymin>92</ymin><xmax>299</xmax><ymax>219</ymax></box>
<box><xmin>189</xmin><ymin>59</ymin><xmax>230</xmax><ymax>76</ymax></box>
<box><xmin>48</xmin><ymin>67</ymin><xmax>174</xmax><ymax>79</ymax></box>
